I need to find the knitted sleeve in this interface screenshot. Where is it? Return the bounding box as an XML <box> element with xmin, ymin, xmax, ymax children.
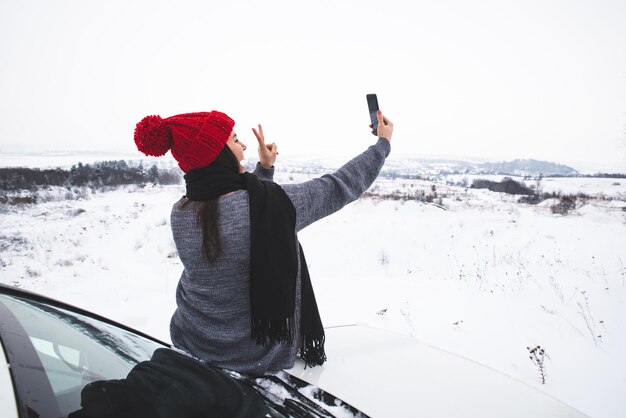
<box><xmin>252</xmin><ymin>162</ymin><xmax>275</xmax><ymax>181</ymax></box>
<box><xmin>282</xmin><ymin>138</ymin><xmax>391</xmax><ymax>232</ymax></box>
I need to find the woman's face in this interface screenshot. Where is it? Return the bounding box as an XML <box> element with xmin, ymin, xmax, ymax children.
<box><xmin>226</xmin><ymin>131</ymin><xmax>247</xmax><ymax>173</ymax></box>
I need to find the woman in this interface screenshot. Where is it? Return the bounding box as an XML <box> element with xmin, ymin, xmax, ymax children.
<box><xmin>134</xmin><ymin>109</ymin><xmax>393</xmax><ymax>376</ymax></box>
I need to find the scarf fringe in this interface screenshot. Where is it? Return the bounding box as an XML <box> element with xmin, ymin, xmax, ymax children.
<box><xmin>251</xmin><ymin>318</ymin><xmax>294</xmax><ymax>345</ymax></box>
<box><xmin>300</xmin><ymin>334</ymin><xmax>327</xmax><ymax>368</ymax></box>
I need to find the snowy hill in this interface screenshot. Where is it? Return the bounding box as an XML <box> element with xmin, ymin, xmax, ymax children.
<box><xmin>253</xmin><ymin>155</ymin><xmax>624</xmax><ymax>181</ymax></box>
<box><xmin>273</xmin><ymin>155</ymin><xmax>582</xmax><ymax>178</ymax></box>
<box><xmin>478</xmin><ymin>158</ymin><xmax>578</xmax><ymax>176</ymax></box>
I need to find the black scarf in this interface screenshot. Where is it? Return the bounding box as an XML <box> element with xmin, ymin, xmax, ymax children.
<box><xmin>184</xmin><ymin>165</ymin><xmax>326</xmax><ymax>367</ymax></box>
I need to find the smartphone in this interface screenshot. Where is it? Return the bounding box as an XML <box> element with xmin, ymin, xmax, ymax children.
<box><xmin>366</xmin><ymin>94</ymin><xmax>379</xmax><ymax>135</ymax></box>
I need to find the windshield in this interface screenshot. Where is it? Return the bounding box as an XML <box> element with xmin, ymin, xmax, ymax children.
<box><xmin>0</xmin><ymin>293</ymin><xmax>163</xmax><ymax>417</ymax></box>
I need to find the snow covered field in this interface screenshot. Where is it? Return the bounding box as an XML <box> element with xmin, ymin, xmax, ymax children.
<box><xmin>1</xmin><ymin>164</ymin><xmax>625</xmax><ymax>417</ymax></box>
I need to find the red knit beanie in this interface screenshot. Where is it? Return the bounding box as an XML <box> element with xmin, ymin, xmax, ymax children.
<box><xmin>134</xmin><ymin>111</ymin><xmax>235</xmax><ymax>173</ymax></box>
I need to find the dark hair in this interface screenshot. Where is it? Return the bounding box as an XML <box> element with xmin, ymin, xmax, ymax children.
<box><xmin>181</xmin><ymin>144</ymin><xmax>240</xmax><ymax>264</ymax></box>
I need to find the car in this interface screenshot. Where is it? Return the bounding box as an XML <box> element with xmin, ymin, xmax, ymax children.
<box><xmin>0</xmin><ymin>284</ymin><xmax>587</xmax><ymax>417</ymax></box>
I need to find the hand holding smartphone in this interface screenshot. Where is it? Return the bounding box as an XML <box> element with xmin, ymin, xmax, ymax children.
<box><xmin>366</xmin><ymin>94</ymin><xmax>379</xmax><ymax>136</ymax></box>
<box><xmin>366</xmin><ymin>93</ymin><xmax>393</xmax><ymax>141</ymax></box>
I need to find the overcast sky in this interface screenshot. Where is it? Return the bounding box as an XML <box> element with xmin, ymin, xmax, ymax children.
<box><xmin>1</xmin><ymin>0</ymin><xmax>625</xmax><ymax>172</ymax></box>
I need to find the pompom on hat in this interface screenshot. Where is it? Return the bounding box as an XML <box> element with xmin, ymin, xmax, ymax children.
<box><xmin>134</xmin><ymin>111</ymin><xmax>235</xmax><ymax>173</ymax></box>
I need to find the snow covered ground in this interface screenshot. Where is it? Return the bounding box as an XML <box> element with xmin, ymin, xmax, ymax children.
<box><xmin>1</xmin><ymin>163</ymin><xmax>625</xmax><ymax>417</ymax></box>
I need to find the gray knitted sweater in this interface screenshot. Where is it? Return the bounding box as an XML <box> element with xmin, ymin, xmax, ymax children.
<box><xmin>169</xmin><ymin>137</ymin><xmax>391</xmax><ymax>375</ymax></box>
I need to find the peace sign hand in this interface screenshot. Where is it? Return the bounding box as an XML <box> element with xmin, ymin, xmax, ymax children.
<box><xmin>252</xmin><ymin>124</ymin><xmax>278</xmax><ymax>169</ymax></box>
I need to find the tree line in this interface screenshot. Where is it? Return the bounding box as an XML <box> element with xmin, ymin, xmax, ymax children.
<box><xmin>0</xmin><ymin>160</ymin><xmax>181</xmax><ymax>192</ymax></box>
